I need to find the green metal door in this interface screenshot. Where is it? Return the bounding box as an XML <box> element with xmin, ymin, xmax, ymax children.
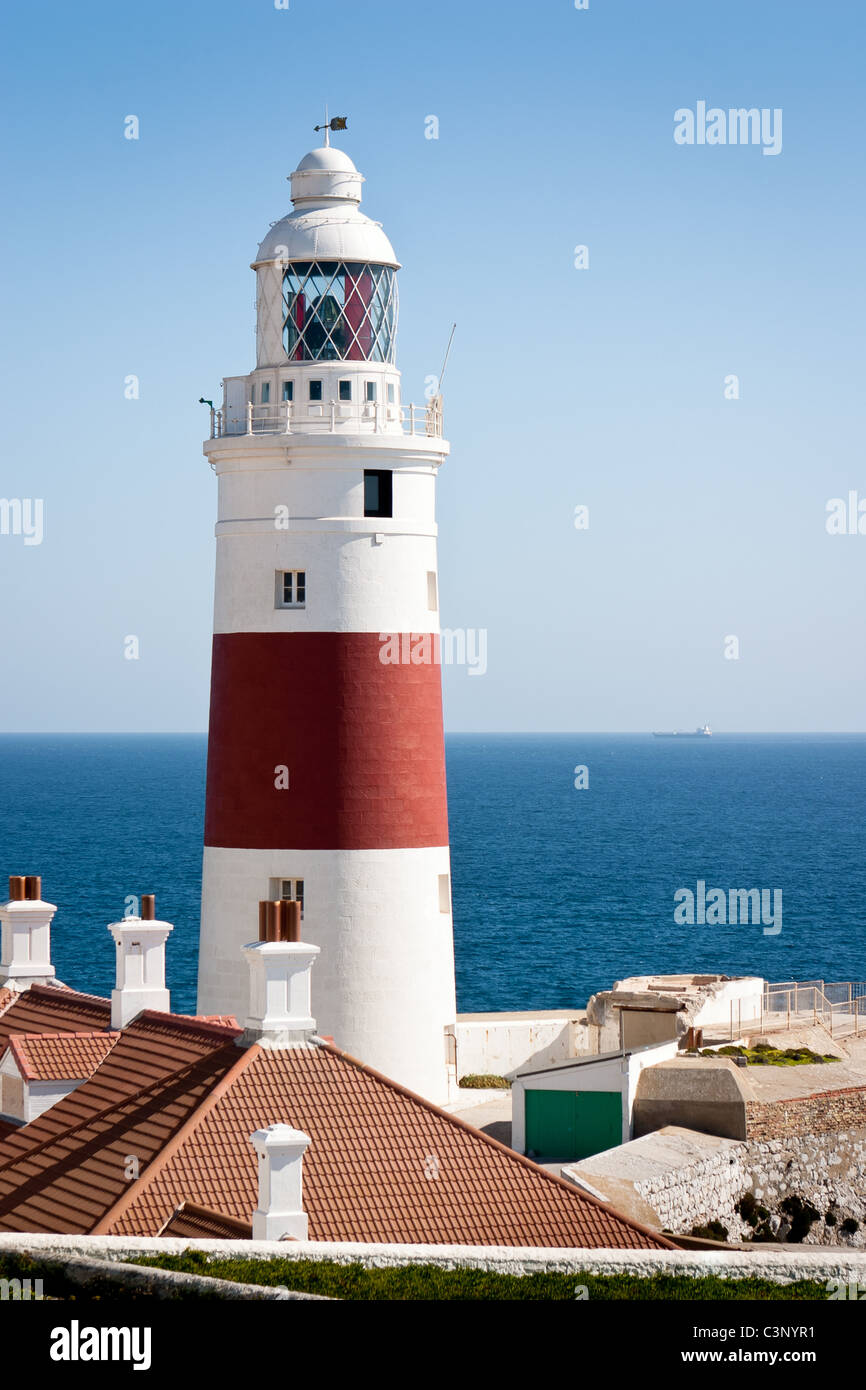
<box><xmin>525</xmin><ymin>1089</ymin><xmax>622</xmax><ymax>1160</ymax></box>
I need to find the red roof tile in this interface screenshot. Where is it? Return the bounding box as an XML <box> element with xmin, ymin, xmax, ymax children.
<box><xmin>0</xmin><ymin>988</ymin><xmax>671</xmax><ymax>1249</ymax></box>
<box><xmin>0</xmin><ymin>1012</ymin><xmax>243</xmax><ymax>1235</ymax></box>
<box><xmin>106</xmin><ymin>1042</ymin><xmax>672</xmax><ymax>1250</ymax></box>
<box><xmin>4</xmin><ymin>1032</ymin><xmax>120</xmax><ymax>1083</ymax></box>
<box><xmin>157</xmin><ymin>1201</ymin><xmax>252</xmax><ymax>1239</ymax></box>
<box><xmin>0</xmin><ymin>985</ymin><xmax>111</xmax><ymax>1047</ymax></box>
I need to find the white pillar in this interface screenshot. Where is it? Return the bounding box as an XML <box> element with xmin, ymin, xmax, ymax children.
<box><xmin>107</xmin><ymin>916</ymin><xmax>173</xmax><ymax>1029</ymax></box>
<box><xmin>241</xmin><ymin>938</ymin><xmax>320</xmax><ymax>1047</ymax></box>
<box><xmin>0</xmin><ymin>877</ymin><xmax>56</xmax><ymax>990</ymax></box>
<box><xmin>250</xmin><ymin>1124</ymin><xmax>311</xmax><ymax>1241</ymax></box>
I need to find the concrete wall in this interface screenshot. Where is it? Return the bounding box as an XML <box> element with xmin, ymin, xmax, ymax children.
<box><xmin>633</xmin><ymin>1062</ymin><xmax>749</xmax><ymax>1141</ymax></box>
<box><xmin>692</xmin><ymin>977</ymin><xmax>764</xmax><ymax>1030</ymax></box>
<box><xmin>450</xmin><ymin>1013</ymin><xmax>589</xmax><ymax>1081</ymax></box>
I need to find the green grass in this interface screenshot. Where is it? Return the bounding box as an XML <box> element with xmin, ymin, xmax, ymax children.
<box><xmin>134</xmin><ymin>1252</ymin><xmax>832</xmax><ymax>1301</ymax></box>
<box><xmin>699</xmin><ymin>1045</ymin><xmax>840</xmax><ymax>1067</ymax></box>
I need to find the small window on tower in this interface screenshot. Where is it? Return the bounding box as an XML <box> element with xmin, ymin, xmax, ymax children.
<box><xmin>387</xmin><ymin>383</ymin><xmax>396</xmax><ymax>404</ymax></box>
<box><xmin>261</xmin><ymin>382</ymin><xmax>271</xmax><ymax>404</ymax></box>
<box><xmin>364</xmin><ymin>470</ymin><xmax>392</xmax><ymax>519</ymax></box>
<box><xmin>271</xmin><ymin>877</ymin><xmax>305</xmax><ymax>919</ymax></box>
<box><xmin>427</xmin><ymin>571</ymin><xmax>438</xmax><ymax>611</ymax></box>
<box><xmin>277</xmin><ymin>571</ymin><xmax>306</xmax><ymax>608</ymax></box>
<box><xmin>250</xmin><ymin>385</ymin><xmax>256</xmax><ymax>404</ymax></box>
<box><xmin>438</xmin><ymin>874</ymin><xmax>451</xmax><ymax>913</ymax></box>
<box><xmin>339</xmin><ymin>380</ymin><xmax>352</xmax><ymax>402</ymax></box>
<box><xmin>309</xmin><ymin>380</ymin><xmax>323</xmax><ymax>402</ymax></box>
<box><xmin>282</xmin><ymin>381</ymin><xmax>294</xmax><ymax>402</ymax></box>
<box><xmin>365</xmin><ymin>381</ymin><xmax>377</xmax><ymax>403</ymax></box>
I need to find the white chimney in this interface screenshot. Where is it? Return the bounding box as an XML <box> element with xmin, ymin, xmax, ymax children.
<box><xmin>241</xmin><ymin>900</ymin><xmax>320</xmax><ymax>1048</ymax></box>
<box><xmin>0</xmin><ymin>875</ymin><xmax>57</xmax><ymax>990</ymax></box>
<box><xmin>250</xmin><ymin>1124</ymin><xmax>311</xmax><ymax>1241</ymax></box>
<box><xmin>107</xmin><ymin>894</ymin><xmax>172</xmax><ymax>1029</ymax></box>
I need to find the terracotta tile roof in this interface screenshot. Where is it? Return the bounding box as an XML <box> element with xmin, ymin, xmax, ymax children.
<box><xmin>0</xmin><ymin>1119</ymin><xmax>19</xmax><ymax>1143</ymax></box>
<box><xmin>0</xmin><ymin>985</ymin><xmax>111</xmax><ymax>1048</ymax></box>
<box><xmin>0</xmin><ymin>984</ymin><xmax>671</xmax><ymax>1248</ymax></box>
<box><xmin>0</xmin><ymin>989</ymin><xmax>16</xmax><ymax>1018</ymax></box>
<box><xmin>190</xmin><ymin>1015</ymin><xmax>240</xmax><ymax>1029</ymax></box>
<box><xmin>157</xmin><ymin>1200</ymin><xmax>252</xmax><ymax>1240</ymax></box>
<box><xmin>106</xmin><ymin>1043</ymin><xmax>672</xmax><ymax>1250</ymax></box>
<box><xmin>0</xmin><ymin>1012</ymin><xmax>243</xmax><ymax>1235</ymax></box>
<box><xmin>4</xmin><ymin>1031</ymin><xmax>120</xmax><ymax>1083</ymax></box>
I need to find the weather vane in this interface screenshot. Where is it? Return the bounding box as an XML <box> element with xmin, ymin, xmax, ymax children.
<box><xmin>314</xmin><ymin>108</ymin><xmax>348</xmax><ymax>146</ymax></box>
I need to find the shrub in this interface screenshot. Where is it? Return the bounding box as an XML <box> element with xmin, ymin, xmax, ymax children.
<box><xmin>458</xmin><ymin>1074</ymin><xmax>510</xmax><ymax>1090</ymax></box>
<box><xmin>690</xmin><ymin>1221</ymin><xmax>729</xmax><ymax>1242</ymax></box>
<box><xmin>841</xmin><ymin>1218</ymin><xmax>859</xmax><ymax>1235</ymax></box>
<box><xmin>780</xmin><ymin>1196</ymin><xmax>820</xmax><ymax>1243</ymax></box>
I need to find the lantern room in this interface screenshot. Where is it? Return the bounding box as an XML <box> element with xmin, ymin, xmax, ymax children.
<box><xmin>283</xmin><ymin>260</ymin><xmax>397</xmax><ymax>362</ymax></box>
<box><xmin>252</xmin><ymin>143</ymin><xmax>401</xmax><ymax>371</ymax></box>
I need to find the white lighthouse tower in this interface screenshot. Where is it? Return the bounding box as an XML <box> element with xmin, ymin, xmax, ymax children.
<box><xmin>197</xmin><ymin>129</ymin><xmax>457</xmax><ymax>1101</ymax></box>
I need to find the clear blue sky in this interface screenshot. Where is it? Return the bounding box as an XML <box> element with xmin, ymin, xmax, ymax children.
<box><xmin>1</xmin><ymin>0</ymin><xmax>863</xmax><ymax>732</ymax></box>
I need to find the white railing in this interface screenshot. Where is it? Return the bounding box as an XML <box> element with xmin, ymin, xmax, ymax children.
<box><xmin>209</xmin><ymin>398</ymin><xmax>443</xmax><ymax>440</ymax></box>
<box><xmin>762</xmin><ymin>981</ymin><xmax>866</xmax><ymax>1039</ymax></box>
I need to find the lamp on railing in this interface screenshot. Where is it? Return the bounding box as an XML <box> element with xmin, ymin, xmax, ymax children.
<box><xmin>199</xmin><ymin>397</ymin><xmax>216</xmax><ymax>439</ymax></box>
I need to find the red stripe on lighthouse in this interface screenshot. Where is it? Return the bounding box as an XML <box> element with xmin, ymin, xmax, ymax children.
<box><xmin>204</xmin><ymin>632</ymin><xmax>449</xmax><ymax>850</ymax></box>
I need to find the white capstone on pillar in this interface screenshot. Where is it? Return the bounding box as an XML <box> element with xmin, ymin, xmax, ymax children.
<box><xmin>0</xmin><ymin>875</ymin><xmax>56</xmax><ymax>990</ymax></box>
<box><xmin>107</xmin><ymin>896</ymin><xmax>172</xmax><ymax>1029</ymax></box>
<box><xmin>241</xmin><ymin>937</ymin><xmax>320</xmax><ymax>1048</ymax></box>
<box><xmin>250</xmin><ymin>1124</ymin><xmax>311</xmax><ymax>1241</ymax></box>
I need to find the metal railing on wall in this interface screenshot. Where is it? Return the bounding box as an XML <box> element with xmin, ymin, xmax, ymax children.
<box><xmin>209</xmin><ymin>399</ymin><xmax>444</xmax><ymax>440</ymax></box>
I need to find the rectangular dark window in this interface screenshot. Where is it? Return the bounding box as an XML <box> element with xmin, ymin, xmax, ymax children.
<box><xmin>339</xmin><ymin>380</ymin><xmax>352</xmax><ymax>402</ymax></box>
<box><xmin>365</xmin><ymin>381</ymin><xmax>377</xmax><ymax>403</ymax></box>
<box><xmin>309</xmin><ymin>380</ymin><xmax>323</xmax><ymax>402</ymax></box>
<box><xmin>250</xmin><ymin>386</ymin><xmax>256</xmax><ymax>404</ymax></box>
<box><xmin>364</xmin><ymin>470</ymin><xmax>393</xmax><ymax>519</ymax></box>
<box><xmin>260</xmin><ymin>382</ymin><xmax>271</xmax><ymax>404</ymax></box>
<box><xmin>279</xmin><ymin>571</ymin><xmax>306</xmax><ymax>608</ymax></box>
<box><xmin>282</xmin><ymin>381</ymin><xmax>294</xmax><ymax>402</ymax></box>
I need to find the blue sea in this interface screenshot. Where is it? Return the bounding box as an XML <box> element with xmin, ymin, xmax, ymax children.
<box><xmin>0</xmin><ymin>734</ymin><xmax>864</xmax><ymax>1016</ymax></box>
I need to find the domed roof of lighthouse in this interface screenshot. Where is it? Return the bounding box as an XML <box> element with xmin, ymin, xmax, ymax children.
<box><xmin>253</xmin><ymin>143</ymin><xmax>399</xmax><ymax>269</ymax></box>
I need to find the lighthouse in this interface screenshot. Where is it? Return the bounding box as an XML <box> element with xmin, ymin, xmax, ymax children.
<box><xmin>197</xmin><ymin>130</ymin><xmax>457</xmax><ymax>1101</ymax></box>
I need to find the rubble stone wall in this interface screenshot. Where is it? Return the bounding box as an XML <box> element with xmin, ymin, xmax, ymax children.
<box><xmin>634</xmin><ymin>1127</ymin><xmax>866</xmax><ymax>1245</ymax></box>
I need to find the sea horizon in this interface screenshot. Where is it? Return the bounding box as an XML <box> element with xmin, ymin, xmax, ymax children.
<box><xmin>1</xmin><ymin>732</ymin><xmax>863</xmax><ymax>1017</ymax></box>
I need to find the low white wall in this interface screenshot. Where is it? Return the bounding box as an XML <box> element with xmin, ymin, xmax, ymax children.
<box><xmin>2</xmin><ymin>1233</ymin><xmax>865</xmax><ymax>1285</ymax></box>
<box><xmin>693</xmin><ymin>978</ymin><xmax>764</xmax><ymax>1030</ymax></box>
<box><xmin>451</xmin><ymin>1014</ymin><xmax>586</xmax><ymax>1081</ymax></box>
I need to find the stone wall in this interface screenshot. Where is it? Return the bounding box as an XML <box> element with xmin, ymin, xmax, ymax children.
<box><xmin>746</xmin><ymin>1086</ymin><xmax>866</xmax><ymax>1140</ymax></box>
<box><xmin>634</xmin><ymin>1127</ymin><xmax>866</xmax><ymax>1246</ymax></box>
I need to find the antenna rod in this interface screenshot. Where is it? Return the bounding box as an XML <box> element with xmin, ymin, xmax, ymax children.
<box><xmin>438</xmin><ymin>323</ymin><xmax>457</xmax><ymax>392</ymax></box>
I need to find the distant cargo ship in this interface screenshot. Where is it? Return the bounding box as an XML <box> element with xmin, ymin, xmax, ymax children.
<box><xmin>652</xmin><ymin>725</ymin><xmax>712</xmax><ymax>739</ymax></box>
